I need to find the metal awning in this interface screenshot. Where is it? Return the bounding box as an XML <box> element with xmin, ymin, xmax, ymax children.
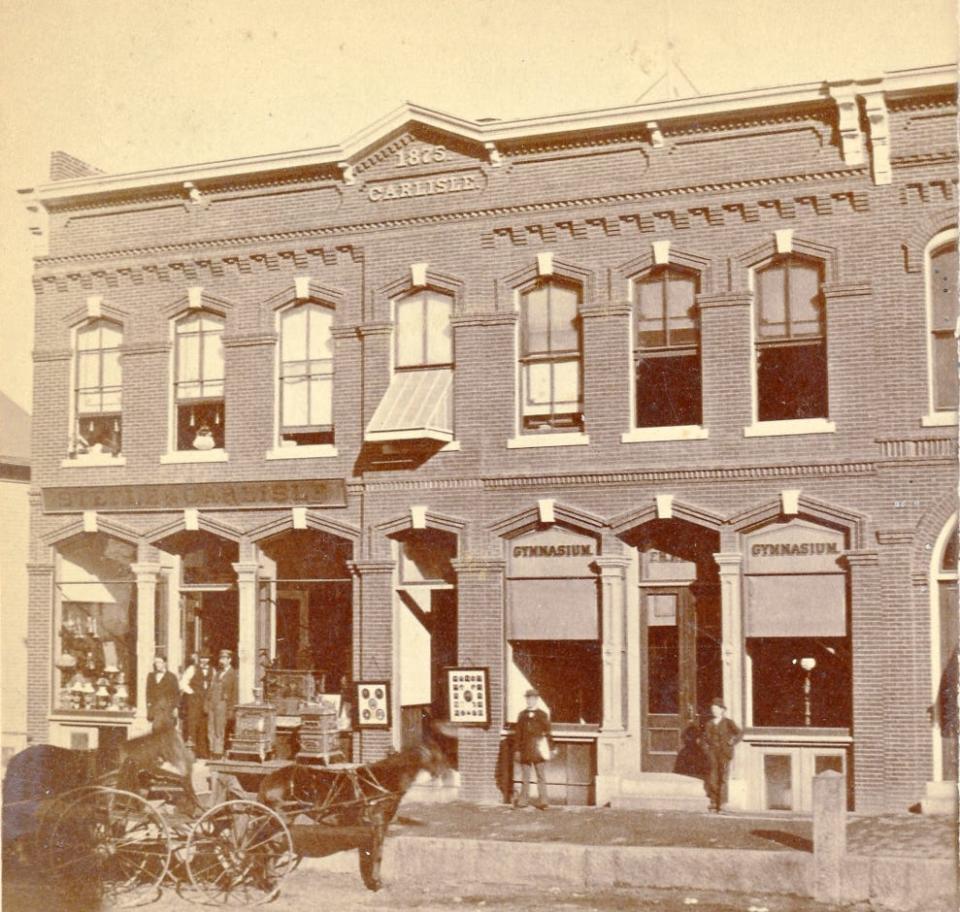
<box><xmin>365</xmin><ymin>369</ymin><xmax>453</xmax><ymax>443</ymax></box>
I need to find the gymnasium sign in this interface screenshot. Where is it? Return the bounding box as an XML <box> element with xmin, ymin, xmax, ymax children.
<box><xmin>744</xmin><ymin>520</ymin><xmax>845</xmax><ymax>575</ymax></box>
<box><xmin>508</xmin><ymin>526</ymin><xmax>599</xmax><ymax>578</ymax></box>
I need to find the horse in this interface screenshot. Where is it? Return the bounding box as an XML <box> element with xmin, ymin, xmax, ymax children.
<box><xmin>258</xmin><ymin>740</ymin><xmax>447</xmax><ymax>891</ymax></box>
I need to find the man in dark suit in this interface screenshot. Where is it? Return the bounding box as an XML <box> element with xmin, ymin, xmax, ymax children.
<box><xmin>206</xmin><ymin>649</ymin><xmax>238</xmax><ymax>757</ymax></box>
<box><xmin>145</xmin><ymin>656</ymin><xmax>180</xmax><ymax>726</ymax></box>
<box><xmin>514</xmin><ymin>687</ymin><xmax>552</xmax><ymax>809</ymax></box>
<box><xmin>701</xmin><ymin>696</ymin><xmax>742</xmax><ymax>813</ymax></box>
<box><xmin>182</xmin><ymin>653</ymin><xmax>212</xmax><ymax>756</ymax></box>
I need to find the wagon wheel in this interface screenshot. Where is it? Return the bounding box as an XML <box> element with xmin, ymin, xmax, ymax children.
<box><xmin>34</xmin><ymin>785</ymin><xmax>104</xmax><ymax>863</ymax></box>
<box><xmin>46</xmin><ymin>786</ymin><xmax>172</xmax><ymax>908</ymax></box>
<box><xmin>184</xmin><ymin>800</ymin><xmax>295</xmax><ymax>906</ymax></box>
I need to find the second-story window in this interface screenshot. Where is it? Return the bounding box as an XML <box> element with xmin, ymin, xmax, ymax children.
<box><xmin>280</xmin><ymin>302</ymin><xmax>334</xmax><ymax>446</ymax></box>
<box><xmin>520</xmin><ymin>279</ymin><xmax>582</xmax><ymax>431</ymax></box>
<box><xmin>395</xmin><ymin>290</ymin><xmax>453</xmax><ymax>368</ymax></box>
<box><xmin>755</xmin><ymin>255</ymin><xmax>827</xmax><ymax>422</ymax></box>
<box><xmin>928</xmin><ymin>236</ymin><xmax>958</xmax><ymax>414</ymax></box>
<box><xmin>634</xmin><ymin>266</ymin><xmax>701</xmax><ymax>427</ymax></box>
<box><xmin>174</xmin><ymin>311</ymin><xmax>224</xmax><ymax>450</ymax></box>
<box><xmin>74</xmin><ymin>319</ymin><xmax>122</xmax><ymax>456</ymax></box>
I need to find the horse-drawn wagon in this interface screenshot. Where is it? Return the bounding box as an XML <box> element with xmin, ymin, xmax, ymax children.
<box><xmin>3</xmin><ymin>703</ymin><xmax>445</xmax><ymax>907</ymax></box>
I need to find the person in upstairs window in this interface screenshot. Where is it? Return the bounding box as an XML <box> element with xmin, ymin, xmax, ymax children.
<box><xmin>514</xmin><ymin>687</ymin><xmax>552</xmax><ymax>810</ymax></box>
<box><xmin>701</xmin><ymin>696</ymin><xmax>742</xmax><ymax>813</ymax></box>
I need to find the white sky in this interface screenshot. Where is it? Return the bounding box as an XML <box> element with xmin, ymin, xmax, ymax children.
<box><xmin>0</xmin><ymin>0</ymin><xmax>956</xmax><ymax>413</ymax></box>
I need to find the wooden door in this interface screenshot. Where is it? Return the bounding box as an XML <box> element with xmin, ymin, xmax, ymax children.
<box><xmin>641</xmin><ymin>587</ymin><xmax>697</xmax><ymax>772</ymax></box>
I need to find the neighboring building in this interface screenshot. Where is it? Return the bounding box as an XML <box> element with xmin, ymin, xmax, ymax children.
<box><xmin>18</xmin><ymin>64</ymin><xmax>958</xmax><ymax>812</ymax></box>
<box><xmin>1</xmin><ymin>392</ymin><xmax>31</xmax><ymax>767</ymax></box>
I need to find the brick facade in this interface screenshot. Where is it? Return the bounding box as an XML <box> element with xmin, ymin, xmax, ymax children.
<box><xmin>21</xmin><ymin>66</ymin><xmax>958</xmax><ymax>812</ymax></box>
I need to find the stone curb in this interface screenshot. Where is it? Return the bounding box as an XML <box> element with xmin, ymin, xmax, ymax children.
<box><xmin>298</xmin><ymin>837</ymin><xmax>958</xmax><ymax>911</ymax></box>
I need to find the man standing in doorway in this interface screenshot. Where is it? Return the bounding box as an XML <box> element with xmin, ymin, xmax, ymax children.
<box><xmin>206</xmin><ymin>649</ymin><xmax>237</xmax><ymax>758</ymax></box>
<box><xmin>514</xmin><ymin>687</ymin><xmax>552</xmax><ymax>809</ymax></box>
<box><xmin>146</xmin><ymin>656</ymin><xmax>180</xmax><ymax>727</ymax></box>
<box><xmin>182</xmin><ymin>653</ymin><xmax>212</xmax><ymax>757</ymax></box>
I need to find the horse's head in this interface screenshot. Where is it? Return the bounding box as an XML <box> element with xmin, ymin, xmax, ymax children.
<box><xmin>415</xmin><ymin>740</ymin><xmax>449</xmax><ymax>779</ymax></box>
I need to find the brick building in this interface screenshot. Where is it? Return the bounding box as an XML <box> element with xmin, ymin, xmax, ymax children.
<box><xmin>19</xmin><ymin>63</ymin><xmax>958</xmax><ymax>813</ymax></box>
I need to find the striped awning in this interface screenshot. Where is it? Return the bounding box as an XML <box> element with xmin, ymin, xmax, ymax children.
<box><xmin>365</xmin><ymin>369</ymin><xmax>453</xmax><ymax>443</ymax></box>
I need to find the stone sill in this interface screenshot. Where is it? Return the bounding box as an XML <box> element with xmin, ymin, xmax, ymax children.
<box><xmin>159</xmin><ymin>449</ymin><xmax>229</xmax><ymax>464</ymax></box>
<box><xmin>506</xmin><ymin>432</ymin><xmax>590</xmax><ymax>449</ymax></box>
<box><xmin>621</xmin><ymin>425</ymin><xmax>709</xmax><ymax>443</ymax></box>
<box><xmin>743</xmin><ymin>418</ymin><xmax>836</xmax><ymax>438</ymax></box>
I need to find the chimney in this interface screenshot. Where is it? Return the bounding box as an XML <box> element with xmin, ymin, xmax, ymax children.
<box><xmin>49</xmin><ymin>151</ymin><xmax>103</xmax><ymax>181</ymax></box>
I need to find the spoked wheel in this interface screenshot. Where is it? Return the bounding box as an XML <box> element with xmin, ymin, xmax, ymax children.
<box><xmin>34</xmin><ymin>785</ymin><xmax>103</xmax><ymax>864</ymax></box>
<box><xmin>46</xmin><ymin>786</ymin><xmax>172</xmax><ymax>908</ymax></box>
<box><xmin>185</xmin><ymin>800</ymin><xmax>295</xmax><ymax>906</ymax></box>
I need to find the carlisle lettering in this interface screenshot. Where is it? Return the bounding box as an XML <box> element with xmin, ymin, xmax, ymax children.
<box><xmin>367</xmin><ymin>174</ymin><xmax>479</xmax><ymax>202</ymax></box>
<box><xmin>512</xmin><ymin>544</ymin><xmax>594</xmax><ymax>558</ymax></box>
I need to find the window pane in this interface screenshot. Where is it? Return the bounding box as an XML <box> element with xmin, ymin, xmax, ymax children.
<box><xmin>788</xmin><ymin>260</ymin><xmax>823</xmax><ymax>337</ymax></box>
<box><xmin>309</xmin><ymin>375</ymin><xmax>333</xmax><ymax>426</ymax></box>
<box><xmin>203</xmin><ymin>380</ymin><xmax>224</xmax><ymax>399</ymax></box>
<box><xmin>524</xmin><ymin>286</ymin><xmax>549</xmax><ymax>355</ymax></box>
<box><xmin>308</xmin><ymin>307</ymin><xmax>333</xmax><ymax>361</ymax></box>
<box><xmin>177</xmin><ymin>333</ymin><xmax>200</xmax><ymax>383</ymax></box>
<box><xmin>636</xmin><ymin>353</ymin><xmax>701</xmax><ymax>427</ymax></box>
<box><xmin>666</xmin><ymin>273</ymin><xmax>697</xmax><ymax>346</ymax></box>
<box><xmin>549</xmin><ymin>285</ymin><xmax>579</xmax><ymax>352</ymax></box>
<box><xmin>426</xmin><ymin>294</ymin><xmax>452</xmax><ymax>363</ymax></box>
<box><xmin>101</xmin><ymin>390</ymin><xmax>122</xmax><ymax>412</ymax></box>
<box><xmin>200</xmin><ymin>313</ymin><xmax>223</xmax><ymax>332</ymax></box>
<box><xmin>525</xmin><ymin>361</ymin><xmax>552</xmax><ymax>408</ymax></box>
<box><xmin>77</xmin><ymin>391</ymin><xmax>100</xmax><ymax>413</ymax></box>
<box><xmin>77</xmin><ymin>351</ymin><xmax>100</xmax><ymax>388</ymax></box>
<box><xmin>100</xmin><ymin>323</ymin><xmax>122</xmax><ymax>349</ymax></box>
<box><xmin>757</xmin><ymin>265</ymin><xmax>786</xmax><ymax>338</ymax></box>
<box><xmin>102</xmin><ymin>350</ymin><xmax>122</xmax><ymax>387</ymax></box>
<box><xmin>764</xmin><ymin>755</ymin><xmax>793</xmax><ymax>810</ymax></box>
<box><xmin>933</xmin><ymin>333</ymin><xmax>959</xmax><ymax>410</ymax></box>
<box><xmin>637</xmin><ymin>279</ymin><xmax>665</xmax><ymax>348</ymax></box>
<box><xmin>282</xmin><ymin>376</ymin><xmax>308</xmax><ymax>427</ymax></box>
<box><xmin>757</xmin><ymin>341</ymin><xmax>828</xmax><ymax>421</ymax></box>
<box><xmin>396</xmin><ymin>296</ymin><xmax>423</xmax><ymax>367</ymax></box>
<box><xmin>203</xmin><ymin>331</ymin><xmax>224</xmax><ymax>381</ymax></box>
<box><xmin>76</xmin><ymin>325</ymin><xmax>99</xmax><ymax>350</ymax></box>
<box><xmin>931</xmin><ymin>243</ymin><xmax>959</xmax><ymax>332</ymax></box>
<box><xmin>176</xmin><ymin>313</ymin><xmax>200</xmax><ymax>334</ymax></box>
<box><xmin>552</xmin><ymin>359</ymin><xmax>581</xmax><ymax>408</ymax></box>
<box><xmin>281</xmin><ymin>306</ymin><xmax>307</xmax><ymax>362</ymax></box>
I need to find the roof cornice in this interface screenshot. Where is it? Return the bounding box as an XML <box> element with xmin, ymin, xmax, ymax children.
<box><xmin>20</xmin><ymin>63</ymin><xmax>957</xmax><ymax>206</ymax></box>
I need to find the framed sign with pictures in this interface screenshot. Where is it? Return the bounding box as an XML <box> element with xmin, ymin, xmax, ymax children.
<box><xmin>354</xmin><ymin>681</ymin><xmax>391</xmax><ymax>729</ymax></box>
<box><xmin>446</xmin><ymin>666</ymin><xmax>490</xmax><ymax>726</ymax></box>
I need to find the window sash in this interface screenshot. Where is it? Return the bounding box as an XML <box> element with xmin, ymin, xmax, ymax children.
<box><xmin>635</xmin><ymin>268</ymin><xmax>699</xmax><ymax>351</ymax></box>
<box><xmin>175</xmin><ymin>313</ymin><xmax>224</xmax><ymax>400</ymax></box>
<box><xmin>280</xmin><ymin>303</ymin><xmax>334</xmax><ymax>432</ymax></box>
<box><xmin>521</xmin><ymin>281</ymin><xmax>580</xmax><ymax>357</ymax></box>
<box><xmin>395</xmin><ymin>291</ymin><xmax>453</xmax><ymax>368</ymax></box>
<box><xmin>756</xmin><ymin>257</ymin><xmax>824</xmax><ymax>342</ymax></box>
<box><xmin>74</xmin><ymin>320</ymin><xmax>123</xmax><ymax>417</ymax></box>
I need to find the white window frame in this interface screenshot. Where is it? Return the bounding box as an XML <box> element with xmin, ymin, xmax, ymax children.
<box><xmin>622</xmin><ymin>266</ymin><xmax>709</xmax><ymax>444</ymax></box>
<box><xmin>922</xmin><ymin>228</ymin><xmax>959</xmax><ymax>427</ymax></box>
<box><xmin>930</xmin><ymin>513</ymin><xmax>958</xmax><ymax>782</ymax></box>
<box><xmin>507</xmin><ymin>279</ymin><xmax>589</xmax><ymax>449</ymax></box>
<box><xmin>63</xmin><ymin>319</ymin><xmax>126</xmax><ymax>467</ymax></box>
<box><xmin>161</xmin><ymin>310</ymin><xmax>228</xmax><ymax>464</ymax></box>
<box><xmin>743</xmin><ymin>256</ymin><xmax>836</xmax><ymax>438</ymax></box>
<box><xmin>266</xmin><ymin>300</ymin><xmax>338</xmax><ymax>460</ymax></box>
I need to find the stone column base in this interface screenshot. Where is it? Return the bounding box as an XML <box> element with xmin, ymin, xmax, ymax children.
<box><xmin>921</xmin><ymin>780</ymin><xmax>958</xmax><ymax>815</ymax></box>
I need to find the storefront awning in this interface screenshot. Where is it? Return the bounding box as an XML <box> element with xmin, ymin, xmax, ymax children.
<box><xmin>365</xmin><ymin>369</ymin><xmax>453</xmax><ymax>443</ymax></box>
<box><xmin>509</xmin><ymin>578</ymin><xmax>599</xmax><ymax>640</ymax></box>
<box><xmin>745</xmin><ymin>574</ymin><xmax>846</xmax><ymax>637</ymax></box>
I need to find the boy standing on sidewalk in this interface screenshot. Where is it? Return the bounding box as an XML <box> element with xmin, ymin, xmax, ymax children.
<box><xmin>701</xmin><ymin>697</ymin><xmax>741</xmax><ymax>813</ymax></box>
<box><xmin>514</xmin><ymin>688</ymin><xmax>552</xmax><ymax>809</ymax></box>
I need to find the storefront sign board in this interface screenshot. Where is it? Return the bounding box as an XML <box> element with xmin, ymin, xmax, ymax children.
<box><xmin>744</xmin><ymin>520</ymin><xmax>845</xmax><ymax>574</ymax></box>
<box><xmin>508</xmin><ymin>526</ymin><xmax>599</xmax><ymax>578</ymax></box>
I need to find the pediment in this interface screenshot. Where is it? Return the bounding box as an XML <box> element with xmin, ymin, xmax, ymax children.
<box><xmin>352</xmin><ymin>123</ymin><xmax>490</xmax><ymax>182</ymax></box>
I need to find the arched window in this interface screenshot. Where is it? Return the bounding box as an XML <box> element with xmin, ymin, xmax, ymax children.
<box><xmin>174</xmin><ymin>311</ymin><xmax>224</xmax><ymax>450</ymax></box>
<box><xmin>395</xmin><ymin>290</ymin><xmax>453</xmax><ymax>369</ymax></box>
<box><xmin>932</xmin><ymin>517</ymin><xmax>958</xmax><ymax>782</ymax></box>
<box><xmin>519</xmin><ymin>279</ymin><xmax>582</xmax><ymax>431</ymax></box>
<box><xmin>754</xmin><ymin>255</ymin><xmax>827</xmax><ymax>422</ymax></box>
<box><xmin>279</xmin><ymin>302</ymin><xmax>334</xmax><ymax>446</ymax></box>
<box><xmin>73</xmin><ymin>319</ymin><xmax>122</xmax><ymax>457</ymax></box>
<box><xmin>927</xmin><ymin>233</ymin><xmax>958</xmax><ymax>415</ymax></box>
<box><xmin>634</xmin><ymin>266</ymin><xmax>702</xmax><ymax>428</ymax></box>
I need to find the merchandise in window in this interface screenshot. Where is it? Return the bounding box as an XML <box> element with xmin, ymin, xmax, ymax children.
<box><xmin>755</xmin><ymin>256</ymin><xmax>828</xmax><ymax>422</ymax></box>
<box><xmin>175</xmin><ymin>312</ymin><xmax>225</xmax><ymax>450</ymax></box>
<box><xmin>634</xmin><ymin>267</ymin><xmax>702</xmax><ymax>427</ymax></box>
<box><xmin>395</xmin><ymin>290</ymin><xmax>453</xmax><ymax>369</ymax></box>
<box><xmin>929</xmin><ymin>240</ymin><xmax>958</xmax><ymax>412</ymax></box>
<box><xmin>72</xmin><ymin>319</ymin><xmax>122</xmax><ymax>457</ymax></box>
<box><xmin>520</xmin><ymin>280</ymin><xmax>582</xmax><ymax>431</ymax></box>
<box><xmin>279</xmin><ymin>302</ymin><xmax>335</xmax><ymax>446</ymax></box>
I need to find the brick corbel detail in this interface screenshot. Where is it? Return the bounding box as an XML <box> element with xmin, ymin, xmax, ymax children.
<box><xmin>33</xmin><ymin>348</ymin><xmax>73</xmax><ymax>363</ymax></box>
<box><xmin>580</xmin><ymin>302</ymin><xmax>632</xmax><ymax>320</ymax></box>
<box><xmin>356</xmin><ymin>321</ymin><xmax>393</xmax><ymax>338</ymax></box>
<box><xmin>222</xmin><ymin>332</ymin><xmax>277</xmax><ymax>349</ymax></box>
<box><xmin>822</xmin><ymin>281</ymin><xmax>872</xmax><ymax>301</ymax></box>
<box><xmin>875</xmin><ymin>530</ymin><xmax>915</xmax><ymax>546</ymax></box>
<box><xmin>696</xmin><ymin>292</ymin><xmax>752</xmax><ymax>310</ymax></box>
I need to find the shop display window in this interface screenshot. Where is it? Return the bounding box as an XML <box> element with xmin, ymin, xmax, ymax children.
<box><xmin>634</xmin><ymin>266</ymin><xmax>702</xmax><ymax>428</ymax></box>
<box><xmin>511</xmin><ymin>640</ymin><xmax>601</xmax><ymax>724</ymax></box>
<box><xmin>747</xmin><ymin>636</ymin><xmax>850</xmax><ymax>728</ymax></box>
<box><xmin>754</xmin><ymin>255</ymin><xmax>828</xmax><ymax>422</ymax></box>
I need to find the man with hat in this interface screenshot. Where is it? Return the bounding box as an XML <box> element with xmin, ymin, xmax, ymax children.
<box><xmin>205</xmin><ymin>649</ymin><xmax>238</xmax><ymax>758</ymax></box>
<box><xmin>181</xmin><ymin>653</ymin><xmax>213</xmax><ymax>757</ymax></box>
<box><xmin>700</xmin><ymin>697</ymin><xmax>742</xmax><ymax>813</ymax></box>
<box><xmin>513</xmin><ymin>687</ymin><xmax>552</xmax><ymax>809</ymax></box>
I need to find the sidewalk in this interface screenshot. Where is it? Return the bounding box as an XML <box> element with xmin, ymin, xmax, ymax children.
<box><xmin>296</xmin><ymin>801</ymin><xmax>958</xmax><ymax>911</ymax></box>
